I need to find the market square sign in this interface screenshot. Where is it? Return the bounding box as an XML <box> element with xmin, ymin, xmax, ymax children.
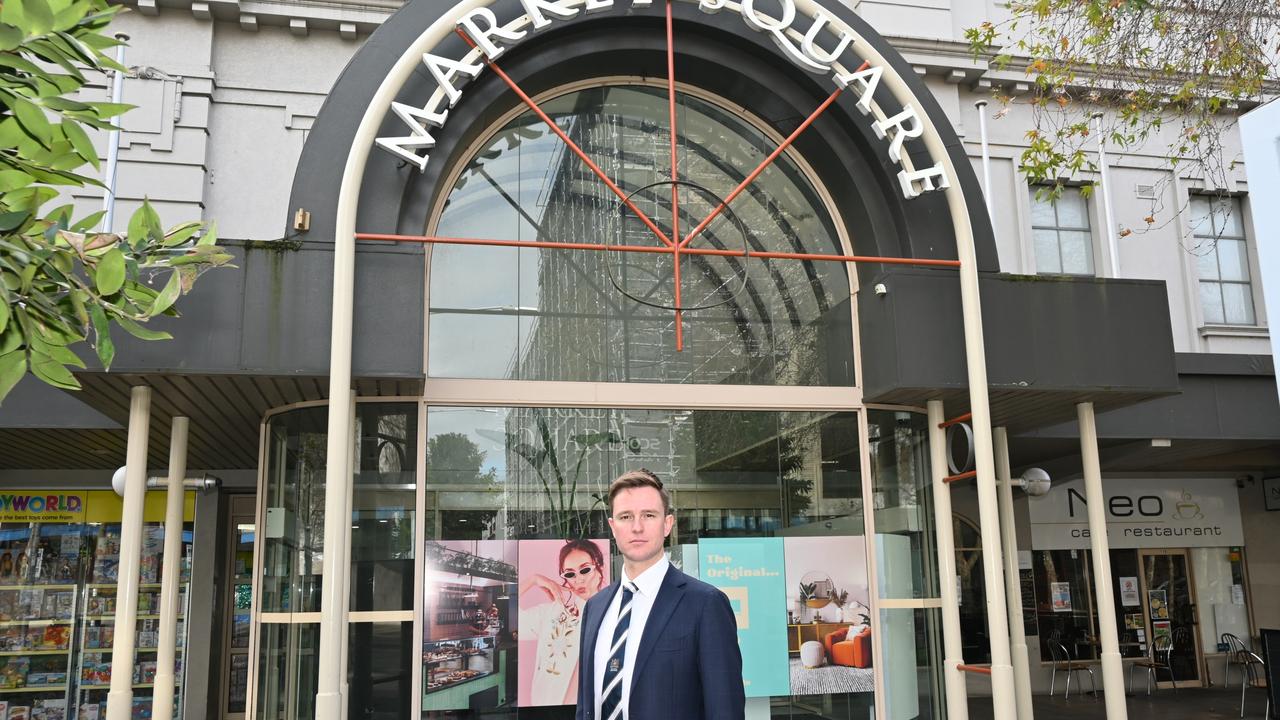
<box><xmin>1027</xmin><ymin>478</ymin><xmax>1244</xmax><ymax>549</ymax></box>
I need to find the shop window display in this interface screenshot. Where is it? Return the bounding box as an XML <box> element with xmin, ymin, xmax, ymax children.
<box><xmin>0</xmin><ymin>491</ymin><xmax>194</xmax><ymax>720</ymax></box>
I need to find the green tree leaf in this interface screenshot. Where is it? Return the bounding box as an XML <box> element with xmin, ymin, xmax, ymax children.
<box><xmin>150</xmin><ymin>269</ymin><xmax>180</xmax><ymax>315</ymax></box>
<box><xmin>8</xmin><ymin>92</ymin><xmax>53</xmax><ymax>146</ymax></box>
<box><xmin>88</xmin><ymin>303</ymin><xmax>113</xmax><ymax>367</ymax></box>
<box><xmin>95</xmin><ymin>247</ymin><xmax>124</xmax><ymax>294</ymax></box>
<box><xmin>0</xmin><ymin>350</ymin><xmax>27</xmax><ymax>404</ymax></box>
<box><xmin>115</xmin><ymin>315</ymin><xmax>171</xmax><ymax>341</ymax></box>
<box><xmin>28</xmin><ymin>348</ymin><xmax>80</xmax><ymax>389</ymax></box>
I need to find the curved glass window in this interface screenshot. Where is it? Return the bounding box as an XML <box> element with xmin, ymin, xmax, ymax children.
<box><xmin>428</xmin><ymin>84</ymin><xmax>854</xmax><ymax>386</ymax></box>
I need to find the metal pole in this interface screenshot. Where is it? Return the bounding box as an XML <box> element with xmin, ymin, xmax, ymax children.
<box><xmin>927</xmin><ymin>400</ymin><xmax>969</xmax><ymax>720</ymax></box>
<box><xmin>152</xmin><ymin>416</ymin><xmax>188</xmax><ymax>720</ymax></box>
<box><xmin>340</xmin><ymin>393</ymin><xmax>356</xmax><ymax>720</ymax></box>
<box><xmin>1093</xmin><ymin>112</ymin><xmax>1121</xmax><ymax>278</ymax></box>
<box><xmin>994</xmin><ymin>427</ymin><xmax>1033</xmax><ymax>720</ymax></box>
<box><xmin>106</xmin><ymin>386</ymin><xmax>151</xmax><ymax>720</ymax></box>
<box><xmin>101</xmin><ymin>33</ymin><xmax>129</xmax><ymax>233</ymax></box>
<box><xmin>1077</xmin><ymin>402</ymin><xmax>1128</xmax><ymax>719</ymax></box>
<box><xmin>975</xmin><ymin>100</ymin><xmax>995</xmax><ymax>226</ymax></box>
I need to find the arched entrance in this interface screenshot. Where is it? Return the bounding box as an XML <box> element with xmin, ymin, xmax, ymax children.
<box><xmin>257</xmin><ymin>2</ymin><xmax>1012</xmax><ymax>719</ymax></box>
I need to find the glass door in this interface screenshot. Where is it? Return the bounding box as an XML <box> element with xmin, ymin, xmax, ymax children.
<box><xmin>222</xmin><ymin>495</ymin><xmax>257</xmax><ymax>720</ymax></box>
<box><xmin>1140</xmin><ymin>549</ymin><xmax>1203</xmax><ymax>687</ymax></box>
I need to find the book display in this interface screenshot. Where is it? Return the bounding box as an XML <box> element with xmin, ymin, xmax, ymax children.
<box><xmin>0</xmin><ymin>491</ymin><xmax>197</xmax><ymax>720</ymax></box>
<box><xmin>75</xmin><ymin>525</ymin><xmax>192</xmax><ymax>720</ymax></box>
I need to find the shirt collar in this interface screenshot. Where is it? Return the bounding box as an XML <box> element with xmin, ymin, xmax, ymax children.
<box><xmin>621</xmin><ymin>554</ymin><xmax>669</xmax><ymax>598</ymax></box>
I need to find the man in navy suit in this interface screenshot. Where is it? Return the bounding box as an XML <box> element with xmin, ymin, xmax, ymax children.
<box><xmin>575</xmin><ymin>469</ymin><xmax>745</xmax><ymax>720</ymax></box>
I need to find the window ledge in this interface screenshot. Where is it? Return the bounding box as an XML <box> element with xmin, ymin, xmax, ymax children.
<box><xmin>1199</xmin><ymin>324</ymin><xmax>1269</xmax><ymax>339</ymax></box>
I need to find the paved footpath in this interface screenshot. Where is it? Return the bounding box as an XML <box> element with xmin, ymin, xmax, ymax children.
<box><xmin>967</xmin><ymin>686</ymin><xmax>1272</xmax><ymax>720</ymax></box>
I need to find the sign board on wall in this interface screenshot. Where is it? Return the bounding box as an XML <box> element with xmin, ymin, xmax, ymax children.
<box><xmin>1027</xmin><ymin>478</ymin><xmax>1243</xmax><ymax>549</ymax></box>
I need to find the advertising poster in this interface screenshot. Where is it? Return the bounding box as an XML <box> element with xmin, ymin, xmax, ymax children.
<box><xmin>1119</xmin><ymin>577</ymin><xmax>1140</xmax><ymax>607</ymax></box>
<box><xmin>700</xmin><ymin>537</ymin><xmax>790</xmax><ymax>698</ymax></box>
<box><xmin>1051</xmin><ymin>582</ymin><xmax>1072</xmax><ymax>612</ymax></box>
<box><xmin>423</xmin><ymin>540</ymin><xmax>517</xmax><ymax>711</ymax></box>
<box><xmin>1149</xmin><ymin>590</ymin><xmax>1169</xmax><ymax>619</ymax></box>
<box><xmin>783</xmin><ymin>536</ymin><xmax>874</xmax><ymax>697</ymax></box>
<box><xmin>1152</xmin><ymin>620</ymin><xmax>1173</xmax><ymax>648</ymax></box>
<box><xmin>517</xmin><ymin>538</ymin><xmax>611</xmax><ymax>707</ymax></box>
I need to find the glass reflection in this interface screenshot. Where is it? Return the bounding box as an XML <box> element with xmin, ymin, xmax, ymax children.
<box><xmin>424</xmin><ymin>405</ymin><xmax>870</xmax><ymax>719</ymax></box>
<box><xmin>429</xmin><ymin>85</ymin><xmax>852</xmax><ymax>386</ymax></box>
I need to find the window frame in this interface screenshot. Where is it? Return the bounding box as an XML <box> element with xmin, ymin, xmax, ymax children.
<box><xmin>1027</xmin><ymin>185</ymin><xmax>1098</xmax><ymax>277</ymax></box>
<box><xmin>1189</xmin><ymin>194</ymin><xmax>1259</xmax><ymax>327</ymax></box>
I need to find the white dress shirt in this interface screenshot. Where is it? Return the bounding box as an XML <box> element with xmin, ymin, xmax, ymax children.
<box><xmin>593</xmin><ymin>555</ymin><xmax>669</xmax><ymax>720</ymax></box>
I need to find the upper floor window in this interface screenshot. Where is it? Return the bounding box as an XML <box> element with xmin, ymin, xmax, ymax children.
<box><xmin>1030</xmin><ymin>187</ymin><xmax>1094</xmax><ymax>275</ymax></box>
<box><xmin>1190</xmin><ymin>196</ymin><xmax>1255</xmax><ymax>326</ymax></box>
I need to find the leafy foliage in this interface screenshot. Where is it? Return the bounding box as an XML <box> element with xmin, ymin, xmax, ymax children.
<box><xmin>0</xmin><ymin>0</ymin><xmax>231</xmax><ymax>403</ymax></box>
<box><xmin>966</xmin><ymin>0</ymin><xmax>1280</xmax><ymax>215</ymax></box>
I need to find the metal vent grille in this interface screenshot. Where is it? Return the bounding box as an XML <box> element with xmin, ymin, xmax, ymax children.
<box><xmin>1135</xmin><ymin>183</ymin><xmax>1157</xmax><ymax>199</ymax></box>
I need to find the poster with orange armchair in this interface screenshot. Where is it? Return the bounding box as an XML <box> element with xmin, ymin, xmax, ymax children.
<box><xmin>783</xmin><ymin>536</ymin><xmax>874</xmax><ymax>696</ymax></box>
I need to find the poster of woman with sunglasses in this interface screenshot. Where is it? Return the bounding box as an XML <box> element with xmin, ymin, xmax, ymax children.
<box><xmin>517</xmin><ymin>538</ymin><xmax>611</xmax><ymax>706</ymax></box>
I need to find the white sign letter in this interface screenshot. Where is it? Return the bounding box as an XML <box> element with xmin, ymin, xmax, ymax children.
<box><xmin>801</xmin><ymin>10</ymin><xmax>853</xmax><ymax>68</ymax></box>
<box><xmin>423</xmin><ymin>51</ymin><xmax>483</xmax><ymax>107</ymax></box>
<box><xmin>697</xmin><ymin>0</ymin><xmax>726</xmax><ymax>12</ymax></box>
<box><xmin>457</xmin><ymin>8</ymin><xmax>526</xmax><ymax>60</ymax></box>
<box><xmin>374</xmin><ymin>103</ymin><xmax>450</xmax><ymax>172</ymax></box>
<box><xmin>898</xmin><ymin>164</ymin><xmax>950</xmax><ymax>198</ymax></box>
<box><xmin>834</xmin><ymin>64</ymin><xmax>882</xmax><ymax>115</ymax></box>
<box><xmin>872</xmin><ymin>104</ymin><xmax>924</xmax><ymax>164</ymax></box>
<box><xmin>584</xmin><ymin>0</ymin><xmax>613</xmax><ymax>12</ymax></box>
<box><xmin>521</xmin><ymin>0</ymin><xmax>579</xmax><ymax>29</ymax></box>
<box><xmin>739</xmin><ymin>0</ymin><xmax>827</xmax><ymax>73</ymax></box>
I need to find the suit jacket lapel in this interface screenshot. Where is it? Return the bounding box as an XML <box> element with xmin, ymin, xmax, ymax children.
<box><xmin>581</xmin><ymin>581</ymin><xmax>620</xmax><ymax>696</ymax></box>
<box><xmin>631</xmin><ymin>565</ymin><xmax>688</xmax><ymax>681</ymax></box>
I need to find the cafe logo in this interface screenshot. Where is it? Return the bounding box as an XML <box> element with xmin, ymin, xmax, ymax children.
<box><xmin>1172</xmin><ymin>490</ymin><xmax>1204</xmax><ymax>521</ymax></box>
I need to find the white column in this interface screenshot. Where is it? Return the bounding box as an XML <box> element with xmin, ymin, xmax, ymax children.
<box><xmin>927</xmin><ymin>401</ymin><xmax>969</xmax><ymax>720</ymax></box>
<box><xmin>106</xmin><ymin>386</ymin><xmax>152</xmax><ymax>720</ymax></box>
<box><xmin>994</xmin><ymin>428</ymin><xmax>1033</xmax><ymax>720</ymax></box>
<box><xmin>152</xmin><ymin>417</ymin><xmax>188</xmax><ymax>720</ymax></box>
<box><xmin>1077</xmin><ymin>402</ymin><xmax>1128</xmax><ymax>719</ymax></box>
<box><xmin>340</xmin><ymin>393</ymin><xmax>356</xmax><ymax>720</ymax></box>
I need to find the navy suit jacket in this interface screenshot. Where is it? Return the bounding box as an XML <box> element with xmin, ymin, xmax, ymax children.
<box><xmin>575</xmin><ymin>564</ymin><xmax>745</xmax><ymax>720</ymax></box>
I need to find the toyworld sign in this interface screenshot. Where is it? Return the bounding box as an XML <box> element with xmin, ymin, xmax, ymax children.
<box><xmin>373</xmin><ymin>0</ymin><xmax>953</xmax><ymax>200</ymax></box>
<box><xmin>0</xmin><ymin>493</ymin><xmax>86</xmax><ymax>522</ymax></box>
<box><xmin>1027</xmin><ymin>478</ymin><xmax>1244</xmax><ymax>550</ymax></box>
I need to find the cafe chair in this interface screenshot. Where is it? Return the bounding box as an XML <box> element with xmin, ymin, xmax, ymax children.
<box><xmin>1049</xmin><ymin>641</ymin><xmax>1096</xmax><ymax>699</ymax></box>
<box><xmin>1222</xmin><ymin>633</ymin><xmax>1268</xmax><ymax>719</ymax></box>
<box><xmin>1129</xmin><ymin>635</ymin><xmax>1177</xmax><ymax>695</ymax></box>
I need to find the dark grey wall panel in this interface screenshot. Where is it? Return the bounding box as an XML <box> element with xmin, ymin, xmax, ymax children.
<box><xmin>858</xmin><ymin>268</ymin><xmax>1180</xmax><ymax>402</ymax></box>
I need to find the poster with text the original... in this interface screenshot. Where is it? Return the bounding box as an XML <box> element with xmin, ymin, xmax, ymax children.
<box><xmin>700</xmin><ymin>537</ymin><xmax>790</xmax><ymax>697</ymax></box>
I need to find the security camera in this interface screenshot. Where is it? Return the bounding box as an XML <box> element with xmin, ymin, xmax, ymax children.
<box><xmin>1019</xmin><ymin>468</ymin><xmax>1051</xmax><ymax>497</ymax></box>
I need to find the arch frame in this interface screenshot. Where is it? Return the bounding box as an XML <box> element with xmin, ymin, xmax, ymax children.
<box><xmin>312</xmin><ymin>2</ymin><xmax>1015</xmax><ymax>720</ymax></box>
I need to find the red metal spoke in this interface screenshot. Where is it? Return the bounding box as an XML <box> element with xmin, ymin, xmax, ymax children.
<box><xmin>679</xmin><ymin>61</ymin><xmax>870</xmax><ymax>250</ymax></box>
<box><xmin>355</xmin><ymin>232</ymin><xmax>962</xmax><ymax>268</ymax></box>
<box><xmin>666</xmin><ymin>0</ymin><xmax>683</xmax><ymax>350</ymax></box>
<box><xmin>454</xmin><ymin>28</ymin><xmax>674</xmax><ymax>248</ymax></box>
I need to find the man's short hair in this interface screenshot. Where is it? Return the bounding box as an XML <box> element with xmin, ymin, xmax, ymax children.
<box><xmin>607</xmin><ymin>468</ymin><xmax>672</xmax><ymax>516</ymax></box>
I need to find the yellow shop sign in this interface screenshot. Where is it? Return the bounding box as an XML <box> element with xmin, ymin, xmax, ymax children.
<box><xmin>0</xmin><ymin>493</ymin><xmax>87</xmax><ymax>522</ymax></box>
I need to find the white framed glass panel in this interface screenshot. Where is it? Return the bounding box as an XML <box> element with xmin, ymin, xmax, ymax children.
<box><xmin>1189</xmin><ymin>195</ymin><xmax>1256</xmax><ymax>325</ymax></box>
<box><xmin>1029</xmin><ymin>187</ymin><xmax>1094</xmax><ymax>276</ymax></box>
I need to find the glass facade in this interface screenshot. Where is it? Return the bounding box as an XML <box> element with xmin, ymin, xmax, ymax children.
<box><xmin>428</xmin><ymin>84</ymin><xmax>853</xmax><ymax>387</ymax></box>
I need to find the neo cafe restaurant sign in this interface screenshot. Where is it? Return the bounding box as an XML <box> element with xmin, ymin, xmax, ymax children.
<box><xmin>375</xmin><ymin>0</ymin><xmax>952</xmax><ymax>200</ymax></box>
<box><xmin>1028</xmin><ymin>478</ymin><xmax>1244</xmax><ymax>550</ymax></box>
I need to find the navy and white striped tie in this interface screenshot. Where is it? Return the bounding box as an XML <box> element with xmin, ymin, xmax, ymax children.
<box><xmin>600</xmin><ymin>583</ymin><xmax>637</xmax><ymax>720</ymax></box>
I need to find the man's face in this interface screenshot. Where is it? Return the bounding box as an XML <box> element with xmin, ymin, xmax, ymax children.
<box><xmin>607</xmin><ymin>486</ymin><xmax>674</xmax><ymax>566</ymax></box>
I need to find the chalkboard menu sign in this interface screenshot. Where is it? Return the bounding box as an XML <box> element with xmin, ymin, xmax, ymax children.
<box><xmin>1262</xmin><ymin>628</ymin><xmax>1279</xmax><ymax>719</ymax></box>
<box><xmin>1019</xmin><ymin>568</ymin><xmax>1037</xmax><ymax>635</ymax></box>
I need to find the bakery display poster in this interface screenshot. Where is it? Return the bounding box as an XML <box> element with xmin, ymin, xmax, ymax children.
<box><xmin>699</xmin><ymin>537</ymin><xmax>790</xmax><ymax>698</ymax></box>
<box><xmin>516</xmin><ymin>539</ymin><xmax>611</xmax><ymax>707</ymax></box>
<box><xmin>422</xmin><ymin>540</ymin><xmax>517</xmax><ymax>711</ymax></box>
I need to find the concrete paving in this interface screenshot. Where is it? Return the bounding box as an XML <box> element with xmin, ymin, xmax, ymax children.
<box><xmin>967</xmin><ymin>686</ymin><xmax>1273</xmax><ymax>720</ymax></box>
